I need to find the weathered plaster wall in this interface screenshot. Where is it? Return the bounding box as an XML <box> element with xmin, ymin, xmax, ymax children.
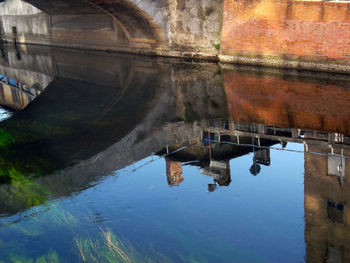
<box><xmin>221</xmin><ymin>0</ymin><xmax>350</xmax><ymax>72</ymax></box>
<box><xmin>169</xmin><ymin>0</ymin><xmax>224</xmax><ymax>55</ymax></box>
<box><xmin>0</xmin><ymin>0</ymin><xmax>129</xmax><ymax>49</ymax></box>
<box><xmin>0</xmin><ymin>0</ymin><xmax>50</xmax><ymax>45</ymax></box>
<box><xmin>1</xmin><ymin>13</ymin><xmax>50</xmax><ymax>44</ymax></box>
<box><xmin>0</xmin><ymin>0</ymin><xmax>41</xmax><ymax>15</ymax></box>
<box><xmin>126</xmin><ymin>0</ymin><xmax>169</xmax><ymax>40</ymax></box>
<box><xmin>49</xmin><ymin>15</ymin><xmax>129</xmax><ymax>50</ymax></box>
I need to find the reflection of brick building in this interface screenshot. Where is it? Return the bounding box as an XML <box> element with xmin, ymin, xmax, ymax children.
<box><xmin>0</xmin><ymin>82</ymin><xmax>34</xmax><ymax>110</ymax></box>
<box><xmin>224</xmin><ymin>71</ymin><xmax>350</xmax><ymax>135</ymax></box>
<box><xmin>305</xmin><ymin>145</ymin><xmax>350</xmax><ymax>262</ymax></box>
<box><xmin>166</xmin><ymin>158</ymin><xmax>183</xmax><ymax>186</ymax></box>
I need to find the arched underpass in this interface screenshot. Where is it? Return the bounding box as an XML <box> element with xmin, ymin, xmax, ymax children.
<box><xmin>0</xmin><ymin>0</ymin><xmax>224</xmax><ymax>57</ymax></box>
<box><xmin>19</xmin><ymin>0</ymin><xmax>168</xmax><ymax>50</ymax></box>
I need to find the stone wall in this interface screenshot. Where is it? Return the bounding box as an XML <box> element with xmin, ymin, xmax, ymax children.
<box><xmin>2</xmin><ymin>0</ymin><xmax>350</xmax><ymax>72</ymax></box>
<box><xmin>221</xmin><ymin>0</ymin><xmax>350</xmax><ymax>72</ymax></box>
<box><xmin>0</xmin><ymin>0</ymin><xmax>41</xmax><ymax>15</ymax></box>
<box><xmin>168</xmin><ymin>0</ymin><xmax>224</xmax><ymax>56</ymax></box>
<box><xmin>0</xmin><ymin>0</ymin><xmax>225</xmax><ymax>57</ymax></box>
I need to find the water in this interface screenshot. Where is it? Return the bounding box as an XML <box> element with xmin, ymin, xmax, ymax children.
<box><xmin>0</xmin><ymin>44</ymin><xmax>350</xmax><ymax>262</ymax></box>
<box><xmin>0</xmin><ymin>107</ymin><xmax>11</xmax><ymax>121</ymax></box>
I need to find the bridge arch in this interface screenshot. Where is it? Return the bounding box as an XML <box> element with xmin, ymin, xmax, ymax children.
<box><xmin>21</xmin><ymin>0</ymin><xmax>168</xmax><ymax>49</ymax></box>
<box><xmin>88</xmin><ymin>0</ymin><xmax>167</xmax><ymax>48</ymax></box>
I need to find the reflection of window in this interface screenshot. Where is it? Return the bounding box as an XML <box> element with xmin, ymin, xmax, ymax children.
<box><xmin>324</xmin><ymin>244</ymin><xmax>342</xmax><ymax>263</ymax></box>
<box><xmin>254</xmin><ymin>148</ymin><xmax>270</xmax><ymax>166</ymax></box>
<box><xmin>12</xmin><ymin>27</ymin><xmax>17</xmax><ymax>41</ymax></box>
<box><xmin>0</xmin><ymin>83</ymin><xmax>4</xmax><ymax>100</ymax></box>
<box><xmin>327</xmin><ymin>200</ymin><xmax>344</xmax><ymax>223</ymax></box>
<box><xmin>327</xmin><ymin>155</ymin><xmax>345</xmax><ymax>177</ymax></box>
<box><xmin>11</xmin><ymin>88</ymin><xmax>20</xmax><ymax>103</ymax></box>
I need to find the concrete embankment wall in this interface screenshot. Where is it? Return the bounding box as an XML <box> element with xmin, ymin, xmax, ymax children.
<box><xmin>0</xmin><ymin>0</ymin><xmax>130</xmax><ymax>50</ymax></box>
<box><xmin>220</xmin><ymin>0</ymin><xmax>350</xmax><ymax>73</ymax></box>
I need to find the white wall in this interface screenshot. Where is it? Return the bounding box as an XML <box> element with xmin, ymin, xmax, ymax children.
<box><xmin>0</xmin><ymin>0</ymin><xmax>42</xmax><ymax>16</ymax></box>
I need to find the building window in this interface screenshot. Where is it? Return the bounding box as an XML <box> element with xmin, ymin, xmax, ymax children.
<box><xmin>327</xmin><ymin>200</ymin><xmax>344</xmax><ymax>223</ymax></box>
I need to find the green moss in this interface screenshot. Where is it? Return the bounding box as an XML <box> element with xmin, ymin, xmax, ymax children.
<box><xmin>6</xmin><ymin>249</ymin><xmax>60</xmax><ymax>263</ymax></box>
<box><xmin>0</xmin><ymin>175</ymin><xmax>49</xmax><ymax>214</ymax></box>
<box><xmin>34</xmin><ymin>249</ymin><xmax>59</xmax><ymax>263</ymax></box>
<box><xmin>213</xmin><ymin>43</ymin><xmax>220</xmax><ymax>51</ymax></box>
<box><xmin>0</xmin><ymin>129</ymin><xmax>15</xmax><ymax>147</ymax></box>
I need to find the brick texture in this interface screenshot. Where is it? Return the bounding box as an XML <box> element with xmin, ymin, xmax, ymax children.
<box><xmin>222</xmin><ymin>0</ymin><xmax>350</xmax><ymax>62</ymax></box>
<box><xmin>224</xmin><ymin>71</ymin><xmax>350</xmax><ymax>134</ymax></box>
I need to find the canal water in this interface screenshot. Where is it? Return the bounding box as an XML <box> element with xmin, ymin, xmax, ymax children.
<box><xmin>1</xmin><ymin>44</ymin><xmax>350</xmax><ymax>263</ymax></box>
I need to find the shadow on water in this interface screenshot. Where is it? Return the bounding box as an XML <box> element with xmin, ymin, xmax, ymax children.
<box><xmin>0</xmin><ymin>45</ymin><xmax>228</xmax><ymax>216</ymax></box>
<box><xmin>0</xmin><ymin>48</ymin><xmax>169</xmax><ymax>182</ymax></box>
<box><xmin>1</xmin><ymin>45</ymin><xmax>350</xmax><ymax>262</ymax></box>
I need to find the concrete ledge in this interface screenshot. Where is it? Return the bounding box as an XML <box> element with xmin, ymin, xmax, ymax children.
<box><xmin>219</xmin><ymin>54</ymin><xmax>350</xmax><ymax>74</ymax></box>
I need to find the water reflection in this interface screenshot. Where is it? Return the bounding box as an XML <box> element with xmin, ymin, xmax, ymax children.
<box><xmin>0</xmin><ymin>44</ymin><xmax>350</xmax><ymax>262</ymax></box>
<box><xmin>159</xmin><ymin>120</ymin><xmax>350</xmax><ymax>262</ymax></box>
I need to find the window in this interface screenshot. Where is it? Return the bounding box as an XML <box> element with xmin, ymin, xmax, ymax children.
<box><xmin>327</xmin><ymin>200</ymin><xmax>344</xmax><ymax>223</ymax></box>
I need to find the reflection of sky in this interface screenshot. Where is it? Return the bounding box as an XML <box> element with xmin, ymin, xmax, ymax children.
<box><xmin>0</xmin><ymin>107</ymin><xmax>11</xmax><ymax>122</ymax></box>
<box><xmin>0</xmin><ymin>143</ymin><xmax>306</xmax><ymax>263</ymax></box>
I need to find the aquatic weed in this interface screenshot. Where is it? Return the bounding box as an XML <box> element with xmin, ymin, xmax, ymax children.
<box><xmin>75</xmin><ymin>228</ymin><xmax>132</xmax><ymax>263</ymax></box>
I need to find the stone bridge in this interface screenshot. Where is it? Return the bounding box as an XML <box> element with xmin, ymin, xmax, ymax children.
<box><xmin>0</xmin><ymin>0</ymin><xmax>224</xmax><ymax>58</ymax></box>
<box><xmin>2</xmin><ymin>0</ymin><xmax>350</xmax><ymax>72</ymax></box>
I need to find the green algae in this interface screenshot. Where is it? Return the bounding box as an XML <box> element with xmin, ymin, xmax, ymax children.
<box><xmin>7</xmin><ymin>249</ymin><xmax>59</xmax><ymax>263</ymax></box>
<box><xmin>0</xmin><ymin>129</ymin><xmax>15</xmax><ymax>147</ymax></box>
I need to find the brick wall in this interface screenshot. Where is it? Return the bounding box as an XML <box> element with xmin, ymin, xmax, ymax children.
<box><xmin>222</xmin><ymin>0</ymin><xmax>350</xmax><ymax>63</ymax></box>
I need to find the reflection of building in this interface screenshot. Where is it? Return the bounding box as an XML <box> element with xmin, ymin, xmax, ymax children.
<box><xmin>305</xmin><ymin>145</ymin><xmax>350</xmax><ymax>263</ymax></box>
<box><xmin>166</xmin><ymin>158</ymin><xmax>184</xmax><ymax>186</ymax></box>
<box><xmin>202</xmin><ymin>160</ymin><xmax>231</xmax><ymax>191</ymax></box>
<box><xmin>0</xmin><ymin>70</ymin><xmax>41</xmax><ymax>110</ymax></box>
<box><xmin>0</xmin><ymin>81</ymin><xmax>36</xmax><ymax>109</ymax></box>
<box><xmin>199</xmin><ymin>120</ymin><xmax>350</xmax><ymax>260</ymax></box>
<box><xmin>224</xmin><ymin>70</ymin><xmax>350</xmax><ymax>136</ymax></box>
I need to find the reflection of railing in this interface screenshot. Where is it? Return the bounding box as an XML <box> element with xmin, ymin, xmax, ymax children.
<box><xmin>202</xmin><ymin>119</ymin><xmax>350</xmax><ymax>186</ymax></box>
<box><xmin>204</xmin><ymin>119</ymin><xmax>350</xmax><ymax>151</ymax></box>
